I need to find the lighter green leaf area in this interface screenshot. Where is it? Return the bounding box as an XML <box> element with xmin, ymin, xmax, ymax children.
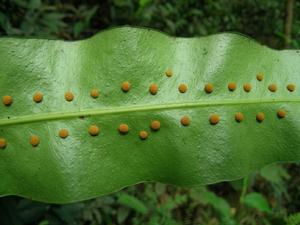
<box><xmin>242</xmin><ymin>192</ymin><xmax>271</xmax><ymax>213</ymax></box>
<box><xmin>117</xmin><ymin>193</ymin><xmax>148</xmax><ymax>214</ymax></box>
<box><xmin>260</xmin><ymin>163</ymin><xmax>290</xmax><ymax>184</ymax></box>
<box><xmin>1</xmin><ymin>27</ymin><xmax>300</xmax><ymax>203</ymax></box>
<box><xmin>287</xmin><ymin>212</ymin><xmax>300</xmax><ymax>225</ymax></box>
<box><xmin>191</xmin><ymin>188</ymin><xmax>236</xmax><ymax>224</ymax></box>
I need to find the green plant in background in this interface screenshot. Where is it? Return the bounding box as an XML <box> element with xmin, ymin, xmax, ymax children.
<box><xmin>0</xmin><ymin>0</ymin><xmax>99</xmax><ymax>39</ymax></box>
<box><xmin>1</xmin><ymin>1</ymin><xmax>300</xmax><ymax>225</ymax></box>
<box><xmin>1</xmin><ymin>0</ymin><xmax>300</xmax><ymax>48</ymax></box>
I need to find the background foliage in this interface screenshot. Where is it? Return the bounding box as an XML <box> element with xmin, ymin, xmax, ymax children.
<box><xmin>1</xmin><ymin>0</ymin><xmax>300</xmax><ymax>224</ymax></box>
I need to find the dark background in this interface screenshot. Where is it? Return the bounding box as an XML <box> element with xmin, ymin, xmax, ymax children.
<box><xmin>0</xmin><ymin>0</ymin><xmax>300</xmax><ymax>224</ymax></box>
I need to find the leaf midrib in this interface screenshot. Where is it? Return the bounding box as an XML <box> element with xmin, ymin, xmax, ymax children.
<box><xmin>1</xmin><ymin>98</ymin><xmax>299</xmax><ymax>126</ymax></box>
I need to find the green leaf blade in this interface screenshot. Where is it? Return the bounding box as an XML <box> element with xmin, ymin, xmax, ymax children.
<box><xmin>242</xmin><ymin>192</ymin><xmax>271</xmax><ymax>213</ymax></box>
<box><xmin>0</xmin><ymin>27</ymin><xmax>300</xmax><ymax>203</ymax></box>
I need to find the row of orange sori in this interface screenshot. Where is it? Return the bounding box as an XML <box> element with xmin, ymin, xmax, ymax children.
<box><xmin>1</xmin><ymin>71</ymin><xmax>297</xmax><ymax>106</ymax></box>
<box><xmin>0</xmin><ymin>109</ymin><xmax>287</xmax><ymax>149</ymax></box>
<box><xmin>0</xmin><ymin>121</ymin><xmax>160</xmax><ymax>149</ymax></box>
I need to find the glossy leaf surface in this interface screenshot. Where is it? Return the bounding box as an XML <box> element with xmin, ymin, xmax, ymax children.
<box><xmin>0</xmin><ymin>27</ymin><xmax>300</xmax><ymax>203</ymax></box>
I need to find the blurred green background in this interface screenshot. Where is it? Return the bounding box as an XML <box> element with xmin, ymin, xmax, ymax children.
<box><xmin>1</xmin><ymin>0</ymin><xmax>300</xmax><ymax>224</ymax></box>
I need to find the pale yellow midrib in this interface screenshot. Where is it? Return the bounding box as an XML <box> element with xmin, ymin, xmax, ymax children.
<box><xmin>0</xmin><ymin>98</ymin><xmax>300</xmax><ymax>126</ymax></box>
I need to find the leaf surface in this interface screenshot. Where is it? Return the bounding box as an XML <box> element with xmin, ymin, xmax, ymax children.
<box><xmin>1</xmin><ymin>27</ymin><xmax>300</xmax><ymax>203</ymax></box>
<box><xmin>242</xmin><ymin>192</ymin><xmax>271</xmax><ymax>213</ymax></box>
